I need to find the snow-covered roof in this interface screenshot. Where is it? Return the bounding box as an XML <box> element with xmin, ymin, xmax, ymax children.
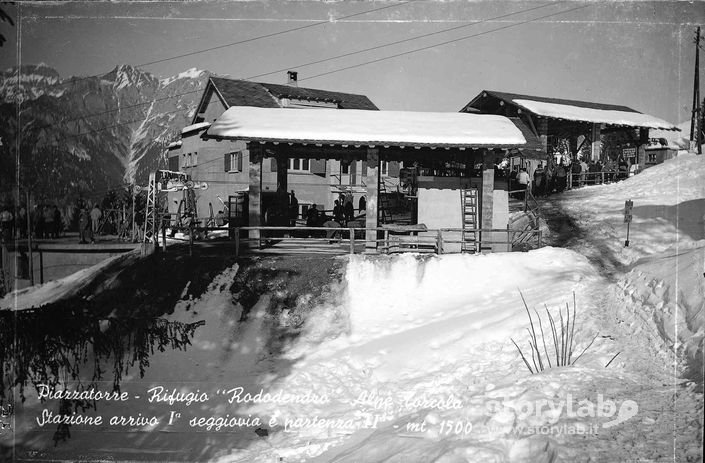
<box><xmin>182</xmin><ymin>121</ymin><xmax>211</xmax><ymax>135</ymax></box>
<box><xmin>166</xmin><ymin>140</ymin><xmax>182</xmax><ymax>149</ymax></box>
<box><xmin>512</xmin><ymin>99</ymin><xmax>679</xmax><ymax>131</ymax></box>
<box><xmin>206</xmin><ymin>107</ymin><xmax>526</xmax><ymax>148</ymax></box>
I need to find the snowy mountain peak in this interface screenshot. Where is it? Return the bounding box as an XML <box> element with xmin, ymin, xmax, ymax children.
<box><xmin>103</xmin><ymin>64</ymin><xmax>158</xmax><ymax>90</ymax></box>
<box><xmin>159</xmin><ymin>68</ymin><xmax>207</xmax><ymax>87</ymax></box>
<box><xmin>0</xmin><ymin>64</ymin><xmax>63</xmax><ymax>102</ymax></box>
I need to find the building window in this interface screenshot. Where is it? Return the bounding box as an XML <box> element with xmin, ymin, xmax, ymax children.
<box><xmin>648</xmin><ymin>153</ymin><xmax>657</xmax><ymax>163</ymax></box>
<box><xmin>289</xmin><ymin>158</ymin><xmax>310</xmax><ymax>172</ymax></box>
<box><xmin>381</xmin><ymin>161</ymin><xmax>389</xmax><ymax>176</ymax></box>
<box><xmin>225</xmin><ymin>151</ymin><xmax>243</xmax><ymax>172</ymax></box>
<box><xmin>168</xmin><ymin>156</ymin><xmax>179</xmax><ymax>172</ymax></box>
<box><xmin>183</xmin><ymin>153</ymin><xmax>189</xmax><ymax>167</ymax></box>
<box><xmin>192</xmin><ymin>152</ymin><xmax>198</xmax><ymax>166</ymax></box>
<box><xmin>341</xmin><ymin>161</ymin><xmax>350</xmax><ymax>174</ymax></box>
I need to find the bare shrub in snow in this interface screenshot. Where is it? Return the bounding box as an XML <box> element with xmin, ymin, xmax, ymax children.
<box><xmin>511</xmin><ymin>292</ymin><xmax>599</xmax><ymax>374</ymax></box>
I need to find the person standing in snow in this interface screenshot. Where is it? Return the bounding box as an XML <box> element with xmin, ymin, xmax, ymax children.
<box><xmin>555</xmin><ymin>162</ymin><xmax>567</xmax><ymax>192</ymax></box>
<box><xmin>544</xmin><ymin>162</ymin><xmax>555</xmax><ymax>195</ymax></box>
<box><xmin>344</xmin><ymin>195</ymin><xmax>355</xmax><ymax>224</ymax></box>
<box><xmin>0</xmin><ymin>207</ymin><xmax>13</xmax><ymax>242</ymax></box>
<box><xmin>580</xmin><ymin>159</ymin><xmax>589</xmax><ymax>186</ymax></box>
<box><xmin>533</xmin><ymin>163</ymin><xmax>545</xmax><ymax>196</ymax></box>
<box><xmin>43</xmin><ymin>205</ymin><xmax>54</xmax><ymax>239</ymax></box>
<box><xmin>618</xmin><ymin>158</ymin><xmax>629</xmax><ymax>180</ymax></box>
<box><xmin>333</xmin><ymin>199</ymin><xmax>344</xmax><ymax>225</ymax></box>
<box><xmin>517</xmin><ymin>168</ymin><xmax>530</xmax><ymax>199</ymax></box>
<box><xmin>78</xmin><ymin>208</ymin><xmax>91</xmax><ymax>244</ymax></box>
<box><xmin>53</xmin><ymin>206</ymin><xmax>62</xmax><ymax>238</ymax></box>
<box><xmin>289</xmin><ymin>190</ymin><xmax>299</xmax><ymax>227</ymax></box>
<box><xmin>90</xmin><ymin>205</ymin><xmax>102</xmax><ymax>238</ymax></box>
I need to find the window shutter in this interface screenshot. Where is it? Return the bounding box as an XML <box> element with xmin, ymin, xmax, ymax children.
<box><xmin>388</xmin><ymin>161</ymin><xmax>400</xmax><ymax>177</ymax></box>
<box><xmin>270</xmin><ymin>158</ymin><xmax>277</xmax><ymax>172</ymax></box>
<box><xmin>224</xmin><ymin>152</ymin><xmax>231</xmax><ymax>172</ymax></box>
<box><xmin>361</xmin><ymin>161</ymin><xmax>367</xmax><ymax>176</ymax></box>
<box><xmin>310</xmin><ymin>158</ymin><xmax>326</xmax><ymax>176</ymax></box>
<box><xmin>237</xmin><ymin>152</ymin><xmax>243</xmax><ymax>172</ymax></box>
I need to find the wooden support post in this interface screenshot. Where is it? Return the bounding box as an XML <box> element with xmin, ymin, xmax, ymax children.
<box><xmin>591</xmin><ymin>123</ymin><xmax>602</xmax><ymax>162</ymax></box>
<box><xmin>248</xmin><ymin>144</ymin><xmax>263</xmax><ymax>247</ymax></box>
<box><xmin>481</xmin><ymin>150</ymin><xmax>495</xmax><ymax>252</ymax></box>
<box><xmin>538</xmin><ymin>118</ymin><xmax>549</xmax><ymax>156</ymax></box>
<box><xmin>349</xmin><ymin>228</ymin><xmax>355</xmax><ymax>254</ymax></box>
<box><xmin>437</xmin><ymin>230</ymin><xmax>444</xmax><ymax>254</ymax></box>
<box><xmin>365</xmin><ymin>148</ymin><xmax>380</xmax><ymax>252</ymax></box>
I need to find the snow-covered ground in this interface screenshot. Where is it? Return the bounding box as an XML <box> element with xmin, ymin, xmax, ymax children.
<box><xmin>3</xmin><ymin>155</ymin><xmax>703</xmax><ymax>462</ymax></box>
<box><xmin>214</xmin><ymin>154</ymin><xmax>704</xmax><ymax>462</ymax></box>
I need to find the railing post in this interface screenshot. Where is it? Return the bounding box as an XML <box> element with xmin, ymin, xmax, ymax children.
<box><xmin>437</xmin><ymin>229</ymin><xmax>443</xmax><ymax>254</ymax></box>
<box><xmin>384</xmin><ymin>230</ymin><xmax>389</xmax><ymax>254</ymax></box>
<box><xmin>349</xmin><ymin>228</ymin><xmax>355</xmax><ymax>254</ymax></box>
<box><xmin>234</xmin><ymin>228</ymin><xmax>240</xmax><ymax>258</ymax></box>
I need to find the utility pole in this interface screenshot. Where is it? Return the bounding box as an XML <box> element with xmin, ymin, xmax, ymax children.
<box><xmin>26</xmin><ymin>190</ymin><xmax>33</xmax><ymax>285</ymax></box>
<box><xmin>691</xmin><ymin>26</ymin><xmax>703</xmax><ymax>154</ymax></box>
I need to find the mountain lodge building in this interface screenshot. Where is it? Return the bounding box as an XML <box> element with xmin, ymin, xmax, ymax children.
<box><xmin>461</xmin><ymin>90</ymin><xmax>680</xmax><ymax>177</ymax></box>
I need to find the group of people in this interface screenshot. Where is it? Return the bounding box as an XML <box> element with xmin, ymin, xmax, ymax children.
<box><xmin>301</xmin><ymin>193</ymin><xmax>367</xmax><ymax>241</ymax></box>
<box><xmin>304</xmin><ymin>193</ymin><xmax>365</xmax><ymax>228</ymax></box>
<box><xmin>508</xmin><ymin>156</ymin><xmax>633</xmax><ymax>198</ymax></box>
<box><xmin>0</xmin><ymin>204</ymin><xmax>65</xmax><ymax>242</ymax></box>
<box><xmin>77</xmin><ymin>205</ymin><xmax>103</xmax><ymax>244</ymax></box>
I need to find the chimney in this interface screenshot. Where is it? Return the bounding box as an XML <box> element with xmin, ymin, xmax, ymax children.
<box><xmin>287</xmin><ymin>71</ymin><xmax>298</xmax><ymax>87</ymax></box>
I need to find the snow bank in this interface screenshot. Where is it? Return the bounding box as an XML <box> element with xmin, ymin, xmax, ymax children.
<box><xmin>229</xmin><ymin>249</ymin><xmax>622</xmax><ymax>462</ymax></box>
<box><xmin>555</xmin><ymin>153</ymin><xmax>704</xmax><ymax>266</ymax></box>
<box><xmin>343</xmin><ymin>250</ymin><xmax>596</xmax><ymax>344</ymax></box>
<box><xmin>613</xmin><ymin>243</ymin><xmax>704</xmax><ymax>377</ymax></box>
<box><xmin>0</xmin><ymin>251</ymin><xmax>139</xmax><ymax>311</ymax></box>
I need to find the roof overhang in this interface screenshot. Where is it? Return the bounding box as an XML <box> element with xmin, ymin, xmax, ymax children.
<box><xmin>182</xmin><ymin>121</ymin><xmax>211</xmax><ymax>135</ymax></box>
<box><xmin>512</xmin><ymin>99</ymin><xmax>679</xmax><ymax>131</ymax></box>
<box><xmin>206</xmin><ymin>106</ymin><xmax>527</xmax><ymax>149</ymax></box>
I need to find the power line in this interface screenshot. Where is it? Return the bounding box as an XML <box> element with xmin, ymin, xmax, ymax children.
<box><xmin>15</xmin><ymin>1</ymin><xmax>564</xmax><ymax>136</ymax></box>
<box><xmin>41</xmin><ymin>0</ymin><xmax>418</xmax><ymax>90</ymax></box>
<box><xmin>247</xmin><ymin>1</ymin><xmax>559</xmax><ymax>81</ymax></box>
<box><xmin>9</xmin><ymin>2</ymin><xmax>593</xmax><ymax>174</ymax></box>
<box><xmin>301</xmin><ymin>3</ymin><xmax>592</xmax><ymax>82</ymax></box>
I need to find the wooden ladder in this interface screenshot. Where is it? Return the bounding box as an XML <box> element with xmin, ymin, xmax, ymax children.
<box><xmin>460</xmin><ymin>188</ymin><xmax>479</xmax><ymax>253</ymax></box>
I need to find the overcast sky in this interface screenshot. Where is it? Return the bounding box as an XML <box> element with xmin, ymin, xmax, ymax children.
<box><xmin>1</xmin><ymin>1</ymin><xmax>703</xmax><ymax>125</ymax></box>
